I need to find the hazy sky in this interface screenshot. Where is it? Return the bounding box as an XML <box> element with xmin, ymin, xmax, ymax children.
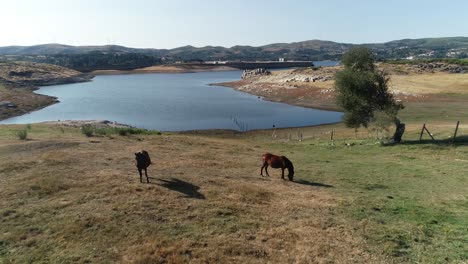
<box><xmin>1</xmin><ymin>0</ymin><xmax>467</xmax><ymax>48</ymax></box>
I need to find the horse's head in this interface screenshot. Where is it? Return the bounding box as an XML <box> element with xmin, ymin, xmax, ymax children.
<box><xmin>283</xmin><ymin>156</ymin><xmax>294</xmax><ymax>181</ymax></box>
<box><xmin>287</xmin><ymin>169</ymin><xmax>294</xmax><ymax>181</ymax></box>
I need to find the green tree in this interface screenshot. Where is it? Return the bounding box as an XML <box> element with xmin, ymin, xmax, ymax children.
<box><xmin>335</xmin><ymin>46</ymin><xmax>405</xmax><ymax>142</ymax></box>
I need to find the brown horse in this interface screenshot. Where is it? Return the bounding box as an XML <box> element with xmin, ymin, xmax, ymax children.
<box><xmin>135</xmin><ymin>150</ymin><xmax>152</xmax><ymax>183</ymax></box>
<box><xmin>260</xmin><ymin>153</ymin><xmax>294</xmax><ymax>181</ymax></box>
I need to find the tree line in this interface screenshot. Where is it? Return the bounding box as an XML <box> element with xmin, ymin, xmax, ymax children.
<box><xmin>30</xmin><ymin>52</ymin><xmax>161</xmax><ymax>72</ymax></box>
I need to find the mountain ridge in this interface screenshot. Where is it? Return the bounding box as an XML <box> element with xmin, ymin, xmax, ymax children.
<box><xmin>1</xmin><ymin>37</ymin><xmax>467</xmax><ymax>61</ymax></box>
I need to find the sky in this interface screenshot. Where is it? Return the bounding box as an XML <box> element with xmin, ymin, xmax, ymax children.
<box><xmin>1</xmin><ymin>0</ymin><xmax>467</xmax><ymax>49</ymax></box>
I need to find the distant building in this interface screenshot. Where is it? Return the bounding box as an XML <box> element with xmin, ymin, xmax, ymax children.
<box><xmin>279</xmin><ymin>58</ymin><xmax>285</xmax><ymax>62</ymax></box>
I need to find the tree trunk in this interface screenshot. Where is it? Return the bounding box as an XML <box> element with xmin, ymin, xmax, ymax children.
<box><xmin>392</xmin><ymin>119</ymin><xmax>405</xmax><ymax>143</ymax></box>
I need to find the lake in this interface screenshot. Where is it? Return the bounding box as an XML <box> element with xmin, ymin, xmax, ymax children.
<box><xmin>0</xmin><ymin>70</ymin><xmax>342</xmax><ymax>131</ymax></box>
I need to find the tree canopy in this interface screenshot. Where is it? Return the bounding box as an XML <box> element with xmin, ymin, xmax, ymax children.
<box><xmin>335</xmin><ymin>46</ymin><xmax>404</xmax><ymax>131</ymax></box>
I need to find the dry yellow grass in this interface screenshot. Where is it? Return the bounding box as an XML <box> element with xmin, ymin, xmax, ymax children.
<box><xmin>389</xmin><ymin>73</ymin><xmax>468</xmax><ymax>94</ymax></box>
<box><xmin>0</xmin><ymin>124</ymin><xmax>380</xmax><ymax>263</ymax></box>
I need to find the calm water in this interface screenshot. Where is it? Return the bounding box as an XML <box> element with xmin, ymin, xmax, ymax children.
<box><xmin>313</xmin><ymin>60</ymin><xmax>340</xmax><ymax>67</ymax></box>
<box><xmin>1</xmin><ymin>70</ymin><xmax>342</xmax><ymax>131</ymax></box>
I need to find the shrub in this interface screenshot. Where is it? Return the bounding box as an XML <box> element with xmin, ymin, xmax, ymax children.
<box><xmin>94</xmin><ymin>128</ymin><xmax>109</xmax><ymax>136</ymax></box>
<box><xmin>26</xmin><ymin>124</ymin><xmax>32</xmax><ymax>130</ymax></box>
<box><xmin>118</xmin><ymin>129</ymin><xmax>129</xmax><ymax>136</ymax></box>
<box><xmin>81</xmin><ymin>125</ymin><xmax>160</xmax><ymax>137</ymax></box>
<box><xmin>81</xmin><ymin>124</ymin><xmax>95</xmax><ymax>137</ymax></box>
<box><xmin>16</xmin><ymin>129</ymin><xmax>28</xmax><ymax>140</ymax></box>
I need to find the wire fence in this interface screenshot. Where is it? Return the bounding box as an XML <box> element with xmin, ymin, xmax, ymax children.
<box><xmin>249</xmin><ymin>121</ymin><xmax>467</xmax><ymax>143</ymax></box>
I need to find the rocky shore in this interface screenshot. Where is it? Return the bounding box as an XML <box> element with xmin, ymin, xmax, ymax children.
<box><xmin>0</xmin><ymin>61</ymin><xmax>93</xmax><ymax>87</ymax></box>
<box><xmin>214</xmin><ymin>62</ymin><xmax>468</xmax><ymax>112</ymax></box>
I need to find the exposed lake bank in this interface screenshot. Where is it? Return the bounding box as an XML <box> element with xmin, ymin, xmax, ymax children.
<box><xmin>0</xmin><ymin>62</ymin><xmax>94</xmax><ymax>121</ymax></box>
<box><xmin>214</xmin><ymin>62</ymin><xmax>468</xmax><ymax>115</ymax></box>
<box><xmin>92</xmin><ymin>64</ymin><xmax>238</xmax><ymax>75</ymax></box>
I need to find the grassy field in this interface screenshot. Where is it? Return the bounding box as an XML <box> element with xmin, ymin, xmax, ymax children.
<box><xmin>390</xmin><ymin>73</ymin><xmax>468</xmax><ymax>95</ymax></box>
<box><xmin>1</xmin><ymin>65</ymin><xmax>467</xmax><ymax>263</ymax></box>
<box><xmin>0</xmin><ymin>119</ymin><xmax>467</xmax><ymax>263</ymax></box>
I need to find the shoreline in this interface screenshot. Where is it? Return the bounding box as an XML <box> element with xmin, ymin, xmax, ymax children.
<box><xmin>0</xmin><ymin>76</ymin><xmax>94</xmax><ymax>122</ymax></box>
<box><xmin>6</xmin><ymin>62</ymin><xmax>466</xmax><ymax>132</ymax></box>
<box><xmin>2</xmin><ymin>66</ymin><xmax>340</xmax><ymax>126</ymax></box>
<box><xmin>1</xmin><ymin>119</ymin><xmax>344</xmax><ymax>136</ymax></box>
<box><xmin>211</xmin><ymin>81</ymin><xmax>340</xmax><ymax>112</ymax></box>
<box><xmin>0</xmin><ymin>67</ymin><xmax>341</xmax><ymax>131</ymax></box>
<box><xmin>92</xmin><ymin>65</ymin><xmax>239</xmax><ymax>75</ymax></box>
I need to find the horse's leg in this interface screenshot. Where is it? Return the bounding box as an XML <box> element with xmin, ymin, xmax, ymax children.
<box><xmin>138</xmin><ymin>168</ymin><xmax>143</xmax><ymax>183</ymax></box>
<box><xmin>281</xmin><ymin>168</ymin><xmax>285</xmax><ymax>180</ymax></box>
<box><xmin>145</xmin><ymin>168</ymin><xmax>149</xmax><ymax>183</ymax></box>
<box><xmin>260</xmin><ymin>162</ymin><xmax>266</xmax><ymax>176</ymax></box>
<box><xmin>265</xmin><ymin>165</ymin><xmax>270</xmax><ymax>177</ymax></box>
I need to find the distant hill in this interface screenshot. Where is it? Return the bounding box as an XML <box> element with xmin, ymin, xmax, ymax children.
<box><xmin>0</xmin><ymin>44</ymin><xmax>160</xmax><ymax>56</ymax></box>
<box><xmin>365</xmin><ymin>37</ymin><xmax>468</xmax><ymax>59</ymax></box>
<box><xmin>1</xmin><ymin>37</ymin><xmax>467</xmax><ymax>64</ymax></box>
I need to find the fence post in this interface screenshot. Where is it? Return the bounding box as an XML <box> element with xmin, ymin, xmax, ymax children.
<box><xmin>331</xmin><ymin>130</ymin><xmax>334</xmax><ymax>141</ymax></box>
<box><xmin>424</xmin><ymin>126</ymin><xmax>435</xmax><ymax>141</ymax></box>
<box><xmin>453</xmin><ymin>121</ymin><xmax>460</xmax><ymax>143</ymax></box>
<box><xmin>419</xmin><ymin>124</ymin><xmax>426</xmax><ymax>141</ymax></box>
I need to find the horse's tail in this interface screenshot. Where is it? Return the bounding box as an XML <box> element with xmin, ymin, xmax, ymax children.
<box><xmin>282</xmin><ymin>156</ymin><xmax>294</xmax><ymax>181</ymax></box>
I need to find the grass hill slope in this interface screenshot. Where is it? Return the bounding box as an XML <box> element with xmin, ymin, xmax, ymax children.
<box><xmin>0</xmin><ymin>122</ymin><xmax>467</xmax><ymax>263</ymax></box>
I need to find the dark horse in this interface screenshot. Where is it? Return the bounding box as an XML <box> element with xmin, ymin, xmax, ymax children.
<box><xmin>135</xmin><ymin>150</ymin><xmax>152</xmax><ymax>183</ymax></box>
<box><xmin>260</xmin><ymin>153</ymin><xmax>294</xmax><ymax>181</ymax></box>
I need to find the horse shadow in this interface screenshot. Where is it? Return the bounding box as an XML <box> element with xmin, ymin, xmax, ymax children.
<box><xmin>154</xmin><ymin>178</ymin><xmax>206</xmax><ymax>199</ymax></box>
<box><xmin>293</xmin><ymin>179</ymin><xmax>333</xmax><ymax>188</ymax></box>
